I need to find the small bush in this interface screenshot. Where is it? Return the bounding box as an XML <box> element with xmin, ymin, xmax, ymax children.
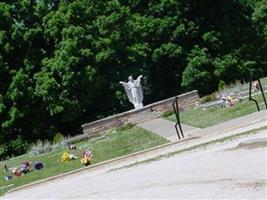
<box><xmin>9</xmin><ymin>136</ymin><xmax>28</xmax><ymax>156</ymax></box>
<box><xmin>28</xmin><ymin>140</ymin><xmax>52</xmax><ymax>155</ymax></box>
<box><xmin>116</xmin><ymin>123</ymin><xmax>135</xmax><ymax>132</ymax></box>
<box><xmin>161</xmin><ymin>110</ymin><xmax>174</xmax><ymax>118</ymax></box>
<box><xmin>53</xmin><ymin>132</ymin><xmax>64</xmax><ymax>144</ymax></box>
<box><xmin>200</xmin><ymin>92</ymin><xmax>217</xmax><ymax>103</ymax></box>
<box><xmin>0</xmin><ymin>144</ymin><xmax>8</xmax><ymax>161</ymax></box>
<box><xmin>218</xmin><ymin>80</ymin><xmax>226</xmax><ymax>91</ymax></box>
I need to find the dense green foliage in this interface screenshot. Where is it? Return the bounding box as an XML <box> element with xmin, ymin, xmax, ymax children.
<box><xmin>0</xmin><ymin>0</ymin><xmax>266</xmax><ymax>158</ymax></box>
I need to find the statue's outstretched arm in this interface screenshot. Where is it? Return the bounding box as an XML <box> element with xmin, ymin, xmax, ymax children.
<box><xmin>136</xmin><ymin>75</ymin><xmax>143</xmax><ymax>86</ymax></box>
<box><xmin>120</xmin><ymin>81</ymin><xmax>129</xmax><ymax>90</ymax></box>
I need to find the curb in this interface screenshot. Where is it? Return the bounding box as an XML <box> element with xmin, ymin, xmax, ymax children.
<box><xmin>6</xmin><ymin>137</ymin><xmax>196</xmax><ymax>195</ymax></box>
<box><xmin>6</xmin><ymin>113</ymin><xmax>267</xmax><ymax>195</ymax></box>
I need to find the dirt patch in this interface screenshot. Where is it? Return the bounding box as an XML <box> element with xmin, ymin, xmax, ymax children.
<box><xmin>225</xmin><ymin>138</ymin><xmax>267</xmax><ymax>151</ymax></box>
<box><xmin>237</xmin><ymin>143</ymin><xmax>267</xmax><ymax>149</ymax></box>
<box><xmin>235</xmin><ymin>180</ymin><xmax>267</xmax><ymax>189</ymax></box>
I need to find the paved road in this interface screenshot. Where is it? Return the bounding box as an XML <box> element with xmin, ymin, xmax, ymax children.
<box><xmin>3</xmin><ymin>130</ymin><xmax>267</xmax><ymax>199</ymax></box>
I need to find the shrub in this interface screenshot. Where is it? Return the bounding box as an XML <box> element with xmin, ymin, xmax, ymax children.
<box><xmin>200</xmin><ymin>92</ymin><xmax>217</xmax><ymax>103</ymax></box>
<box><xmin>9</xmin><ymin>136</ymin><xmax>28</xmax><ymax>156</ymax></box>
<box><xmin>116</xmin><ymin>123</ymin><xmax>135</xmax><ymax>132</ymax></box>
<box><xmin>218</xmin><ymin>80</ymin><xmax>226</xmax><ymax>91</ymax></box>
<box><xmin>28</xmin><ymin>140</ymin><xmax>52</xmax><ymax>155</ymax></box>
<box><xmin>161</xmin><ymin>110</ymin><xmax>174</xmax><ymax>118</ymax></box>
<box><xmin>53</xmin><ymin>132</ymin><xmax>64</xmax><ymax>144</ymax></box>
<box><xmin>0</xmin><ymin>144</ymin><xmax>8</xmax><ymax>161</ymax></box>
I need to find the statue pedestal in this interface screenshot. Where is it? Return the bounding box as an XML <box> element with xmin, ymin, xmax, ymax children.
<box><xmin>134</xmin><ymin>103</ymin><xmax>143</xmax><ymax>109</ymax></box>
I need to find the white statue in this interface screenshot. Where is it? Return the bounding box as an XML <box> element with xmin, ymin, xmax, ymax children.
<box><xmin>120</xmin><ymin>75</ymin><xmax>144</xmax><ymax>109</ymax></box>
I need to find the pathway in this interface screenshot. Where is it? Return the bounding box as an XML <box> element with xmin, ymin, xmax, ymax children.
<box><xmin>138</xmin><ymin>110</ymin><xmax>267</xmax><ymax>142</ymax></box>
<box><xmin>138</xmin><ymin>118</ymin><xmax>200</xmax><ymax>142</ymax></box>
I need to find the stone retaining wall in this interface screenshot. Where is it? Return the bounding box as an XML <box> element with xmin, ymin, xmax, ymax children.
<box><xmin>81</xmin><ymin>90</ymin><xmax>199</xmax><ymax>136</ymax></box>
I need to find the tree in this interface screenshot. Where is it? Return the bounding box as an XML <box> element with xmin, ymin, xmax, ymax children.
<box><xmin>0</xmin><ymin>0</ymin><xmax>266</xmax><ymax>159</ymax></box>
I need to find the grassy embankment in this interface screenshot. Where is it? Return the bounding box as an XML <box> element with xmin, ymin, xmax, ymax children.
<box><xmin>0</xmin><ymin>126</ymin><xmax>168</xmax><ymax>196</ymax></box>
<box><xmin>166</xmin><ymin>77</ymin><xmax>267</xmax><ymax>128</ymax></box>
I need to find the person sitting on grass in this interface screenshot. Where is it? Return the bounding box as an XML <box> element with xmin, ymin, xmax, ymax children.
<box><xmin>218</xmin><ymin>94</ymin><xmax>226</xmax><ymax>108</ymax></box>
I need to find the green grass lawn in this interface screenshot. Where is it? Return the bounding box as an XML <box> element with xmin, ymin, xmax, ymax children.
<box><xmin>260</xmin><ymin>77</ymin><xmax>267</xmax><ymax>85</ymax></box>
<box><xmin>167</xmin><ymin>92</ymin><xmax>267</xmax><ymax>128</ymax></box>
<box><xmin>0</xmin><ymin>126</ymin><xmax>168</xmax><ymax>196</ymax></box>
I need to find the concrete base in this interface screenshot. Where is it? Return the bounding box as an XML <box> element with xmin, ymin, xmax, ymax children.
<box><xmin>134</xmin><ymin>103</ymin><xmax>143</xmax><ymax>109</ymax></box>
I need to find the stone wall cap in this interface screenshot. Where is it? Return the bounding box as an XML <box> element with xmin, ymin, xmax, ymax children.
<box><xmin>82</xmin><ymin>90</ymin><xmax>198</xmax><ymax>128</ymax></box>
